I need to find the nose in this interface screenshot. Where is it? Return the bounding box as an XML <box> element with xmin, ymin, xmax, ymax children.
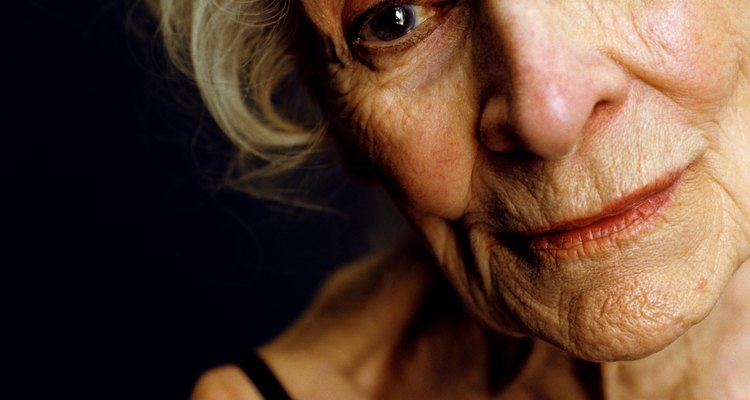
<box><xmin>478</xmin><ymin>2</ymin><xmax>629</xmax><ymax>160</ymax></box>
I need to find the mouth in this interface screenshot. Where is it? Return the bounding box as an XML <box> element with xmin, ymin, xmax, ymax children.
<box><xmin>506</xmin><ymin>170</ymin><xmax>684</xmax><ymax>259</ymax></box>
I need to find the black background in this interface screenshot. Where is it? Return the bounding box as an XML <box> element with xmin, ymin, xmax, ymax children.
<box><xmin>5</xmin><ymin>1</ymin><xmax>402</xmax><ymax>398</ymax></box>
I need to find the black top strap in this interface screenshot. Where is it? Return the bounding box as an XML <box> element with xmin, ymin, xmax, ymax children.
<box><xmin>236</xmin><ymin>352</ymin><xmax>293</xmax><ymax>400</ymax></box>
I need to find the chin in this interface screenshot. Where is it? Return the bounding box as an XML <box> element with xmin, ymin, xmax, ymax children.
<box><xmin>473</xmin><ymin>249</ymin><xmax>726</xmax><ymax>362</ymax></box>
<box><xmin>483</xmin><ymin>255</ymin><xmax>720</xmax><ymax>362</ymax></box>
<box><xmin>538</xmin><ymin>279</ymin><xmax>710</xmax><ymax>362</ymax></box>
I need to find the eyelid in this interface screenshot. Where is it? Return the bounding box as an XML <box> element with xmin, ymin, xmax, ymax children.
<box><xmin>347</xmin><ymin>1</ymin><xmax>449</xmax><ymax>50</ymax></box>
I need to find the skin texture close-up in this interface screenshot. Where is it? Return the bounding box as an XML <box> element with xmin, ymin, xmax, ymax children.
<box><xmin>301</xmin><ymin>0</ymin><xmax>750</xmax><ymax>365</ymax></box>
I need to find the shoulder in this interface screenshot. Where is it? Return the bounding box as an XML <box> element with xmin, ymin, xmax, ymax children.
<box><xmin>191</xmin><ymin>239</ymin><xmax>435</xmax><ymax>400</ymax></box>
<box><xmin>190</xmin><ymin>365</ymin><xmax>263</xmax><ymax>400</ymax></box>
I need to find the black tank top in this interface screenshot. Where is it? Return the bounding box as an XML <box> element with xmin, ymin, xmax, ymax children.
<box><xmin>236</xmin><ymin>352</ymin><xmax>293</xmax><ymax>400</ymax></box>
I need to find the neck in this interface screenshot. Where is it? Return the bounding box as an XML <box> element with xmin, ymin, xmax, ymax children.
<box><xmin>263</xmin><ymin>241</ymin><xmax>750</xmax><ymax>400</ymax></box>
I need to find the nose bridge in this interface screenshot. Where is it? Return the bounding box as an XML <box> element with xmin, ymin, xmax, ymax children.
<box><xmin>502</xmin><ymin>2</ymin><xmax>571</xmax><ymax>73</ymax></box>
<box><xmin>478</xmin><ymin>1</ymin><xmax>629</xmax><ymax>160</ymax></box>
<box><xmin>507</xmin><ymin>5</ymin><xmax>581</xmax><ymax>101</ymax></box>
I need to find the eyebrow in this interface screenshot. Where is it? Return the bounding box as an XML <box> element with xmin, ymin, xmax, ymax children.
<box><xmin>343</xmin><ymin>0</ymin><xmax>378</xmax><ymax>26</ymax></box>
<box><xmin>304</xmin><ymin>0</ymin><xmax>381</xmax><ymax>30</ymax></box>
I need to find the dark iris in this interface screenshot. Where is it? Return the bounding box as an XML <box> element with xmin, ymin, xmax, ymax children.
<box><xmin>368</xmin><ymin>5</ymin><xmax>416</xmax><ymax>41</ymax></box>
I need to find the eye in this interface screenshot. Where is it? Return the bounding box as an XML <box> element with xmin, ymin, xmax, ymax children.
<box><xmin>363</xmin><ymin>4</ymin><xmax>432</xmax><ymax>42</ymax></box>
<box><xmin>353</xmin><ymin>3</ymin><xmax>436</xmax><ymax>44</ymax></box>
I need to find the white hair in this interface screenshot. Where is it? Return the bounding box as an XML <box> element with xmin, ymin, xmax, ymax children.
<box><xmin>147</xmin><ymin>0</ymin><xmax>327</xmax><ymax>203</ymax></box>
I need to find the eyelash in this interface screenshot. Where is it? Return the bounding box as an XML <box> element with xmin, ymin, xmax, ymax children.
<box><xmin>347</xmin><ymin>0</ymin><xmax>453</xmax><ymax>54</ymax></box>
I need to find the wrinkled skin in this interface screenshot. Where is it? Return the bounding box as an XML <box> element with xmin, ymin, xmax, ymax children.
<box><xmin>301</xmin><ymin>0</ymin><xmax>750</xmax><ymax>362</ymax></box>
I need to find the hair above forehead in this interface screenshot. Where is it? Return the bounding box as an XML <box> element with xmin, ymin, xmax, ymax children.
<box><xmin>148</xmin><ymin>0</ymin><xmax>328</xmax><ymax>204</ymax></box>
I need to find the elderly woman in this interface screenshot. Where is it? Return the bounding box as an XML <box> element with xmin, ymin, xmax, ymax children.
<box><xmin>149</xmin><ymin>0</ymin><xmax>750</xmax><ymax>398</ymax></box>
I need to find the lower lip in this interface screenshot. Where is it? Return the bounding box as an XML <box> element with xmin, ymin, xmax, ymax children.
<box><xmin>521</xmin><ymin>174</ymin><xmax>682</xmax><ymax>259</ymax></box>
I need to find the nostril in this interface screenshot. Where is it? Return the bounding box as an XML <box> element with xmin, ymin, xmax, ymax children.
<box><xmin>479</xmin><ymin>97</ymin><xmax>520</xmax><ymax>154</ymax></box>
<box><xmin>480</xmin><ymin>123</ymin><xmax>519</xmax><ymax>153</ymax></box>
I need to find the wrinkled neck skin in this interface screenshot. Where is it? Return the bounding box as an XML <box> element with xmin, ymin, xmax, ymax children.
<box><xmin>261</xmin><ymin>239</ymin><xmax>750</xmax><ymax>400</ymax></box>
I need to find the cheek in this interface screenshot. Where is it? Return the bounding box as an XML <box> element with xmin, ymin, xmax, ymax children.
<box><xmin>374</xmin><ymin>93</ymin><xmax>477</xmax><ymax>220</ymax></box>
<box><xmin>342</xmin><ymin>65</ymin><xmax>479</xmax><ymax>220</ymax></box>
<box><xmin>617</xmin><ymin>1</ymin><xmax>741</xmax><ymax>112</ymax></box>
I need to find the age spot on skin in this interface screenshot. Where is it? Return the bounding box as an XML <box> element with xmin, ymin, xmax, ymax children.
<box><xmin>694</xmin><ymin>277</ymin><xmax>707</xmax><ymax>292</ymax></box>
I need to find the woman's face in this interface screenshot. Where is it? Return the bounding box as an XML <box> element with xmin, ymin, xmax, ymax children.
<box><xmin>301</xmin><ymin>0</ymin><xmax>750</xmax><ymax>360</ymax></box>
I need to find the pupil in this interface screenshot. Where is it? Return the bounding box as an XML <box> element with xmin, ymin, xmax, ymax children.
<box><xmin>370</xmin><ymin>5</ymin><xmax>415</xmax><ymax>41</ymax></box>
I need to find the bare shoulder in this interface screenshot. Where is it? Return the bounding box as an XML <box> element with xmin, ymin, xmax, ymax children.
<box><xmin>190</xmin><ymin>239</ymin><xmax>435</xmax><ymax>400</ymax></box>
<box><xmin>190</xmin><ymin>365</ymin><xmax>263</xmax><ymax>400</ymax></box>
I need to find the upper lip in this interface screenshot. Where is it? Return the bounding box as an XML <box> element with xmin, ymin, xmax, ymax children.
<box><xmin>516</xmin><ymin>171</ymin><xmax>682</xmax><ymax>237</ymax></box>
